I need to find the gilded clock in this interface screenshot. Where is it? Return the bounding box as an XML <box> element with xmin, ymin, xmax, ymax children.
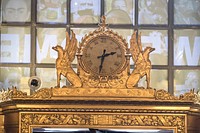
<box><xmin>81</xmin><ymin>35</ymin><xmax>126</xmax><ymax>76</ymax></box>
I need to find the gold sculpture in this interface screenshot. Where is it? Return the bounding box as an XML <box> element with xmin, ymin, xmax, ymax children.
<box><xmin>0</xmin><ymin>16</ymin><xmax>199</xmax><ymax>133</ymax></box>
<box><xmin>126</xmin><ymin>32</ymin><xmax>155</xmax><ymax>89</ymax></box>
<box><xmin>52</xmin><ymin>30</ymin><xmax>82</xmax><ymax>88</ymax></box>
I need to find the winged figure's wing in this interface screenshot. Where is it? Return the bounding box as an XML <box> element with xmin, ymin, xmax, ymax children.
<box><xmin>130</xmin><ymin>31</ymin><xmax>142</xmax><ymax>62</ymax></box>
<box><xmin>65</xmin><ymin>30</ymin><xmax>78</xmax><ymax>62</ymax></box>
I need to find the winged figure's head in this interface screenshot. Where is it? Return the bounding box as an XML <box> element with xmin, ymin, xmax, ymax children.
<box><xmin>52</xmin><ymin>45</ymin><xmax>64</xmax><ymax>52</ymax></box>
<box><xmin>144</xmin><ymin>47</ymin><xmax>155</xmax><ymax>54</ymax></box>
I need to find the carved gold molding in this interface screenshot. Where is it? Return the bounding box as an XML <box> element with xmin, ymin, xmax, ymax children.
<box><xmin>20</xmin><ymin>112</ymin><xmax>186</xmax><ymax>133</ymax></box>
<box><xmin>52</xmin><ymin>88</ymin><xmax>155</xmax><ymax>98</ymax></box>
<box><xmin>0</xmin><ymin>87</ymin><xmax>197</xmax><ymax>103</ymax></box>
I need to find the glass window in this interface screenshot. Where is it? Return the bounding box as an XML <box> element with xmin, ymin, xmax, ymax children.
<box><xmin>72</xmin><ymin>28</ymin><xmax>96</xmax><ymax>42</ymax></box>
<box><xmin>138</xmin><ymin>0</ymin><xmax>168</xmax><ymax>25</ymax></box>
<box><xmin>1</xmin><ymin>26</ymin><xmax>31</xmax><ymax>63</ymax></box>
<box><xmin>37</xmin><ymin>0</ymin><xmax>67</xmax><ymax>23</ymax></box>
<box><xmin>105</xmin><ymin>0</ymin><xmax>135</xmax><ymax>24</ymax></box>
<box><xmin>111</xmin><ymin>29</ymin><xmax>133</xmax><ymax>42</ymax></box>
<box><xmin>72</xmin><ymin>28</ymin><xmax>96</xmax><ymax>64</ymax></box>
<box><xmin>0</xmin><ymin>67</ymin><xmax>30</xmax><ymax>93</ymax></box>
<box><xmin>174</xmin><ymin>29</ymin><xmax>200</xmax><ymax>66</ymax></box>
<box><xmin>174</xmin><ymin>0</ymin><xmax>200</xmax><ymax>25</ymax></box>
<box><xmin>139</xmin><ymin>30</ymin><xmax>168</xmax><ymax>65</ymax></box>
<box><xmin>70</xmin><ymin>0</ymin><xmax>100</xmax><ymax>24</ymax></box>
<box><xmin>36</xmin><ymin>68</ymin><xmax>66</xmax><ymax>89</ymax></box>
<box><xmin>2</xmin><ymin>0</ymin><xmax>31</xmax><ymax>22</ymax></box>
<box><xmin>36</xmin><ymin>28</ymin><xmax>66</xmax><ymax>63</ymax></box>
<box><xmin>138</xmin><ymin>69</ymin><xmax>168</xmax><ymax>91</ymax></box>
<box><xmin>174</xmin><ymin>70</ymin><xmax>200</xmax><ymax>96</ymax></box>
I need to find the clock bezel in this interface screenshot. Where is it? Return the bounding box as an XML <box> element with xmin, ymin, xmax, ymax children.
<box><xmin>82</xmin><ymin>35</ymin><xmax>126</xmax><ymax>76</ymax></box>
<box><xmin>78</xmin><ymin>28</ymin><xmax>129</xmax><ymax>77</ymax></box>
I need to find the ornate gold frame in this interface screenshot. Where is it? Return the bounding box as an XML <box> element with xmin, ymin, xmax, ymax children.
<box><xmin>23</xmin><ymin>113</ymin><xmax>185</xmax><ymax>133</ymax></box>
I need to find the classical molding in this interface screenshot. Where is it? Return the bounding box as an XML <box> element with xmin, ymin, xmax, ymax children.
<box><xmin>20</xmin><ymin>112</ymin><xmax>186</xmax><ymax>133</ymax></box>
<box><xmin>0</xmin><ymin>87</ymin><xmax>197</xmax><ymax>103</ymax></box>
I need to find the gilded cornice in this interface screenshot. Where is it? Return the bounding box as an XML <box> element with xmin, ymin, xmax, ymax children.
<box><xmin>0</xmin><ymin>87</ymin><xmax>198</xmax><ymax>103</ymax></box>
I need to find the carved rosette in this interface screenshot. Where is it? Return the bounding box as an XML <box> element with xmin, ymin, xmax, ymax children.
<box><xmin>21</xmin><ymin>113</ymin><xmax>186</xmax><ymax>133</ymax></box>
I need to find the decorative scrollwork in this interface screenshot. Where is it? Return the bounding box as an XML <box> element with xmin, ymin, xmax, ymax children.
<box><xmin>155</xmin><ymin>89</ymin><xmax>178</xmax><ymax>100</ymax></box>
<box><xmin>179</xmin><ymin>89</ymin><xmax>196</xmax><ymax>101</ymax></box>
<box><xmin>21</xmin><ymin>113</ymin><xmax>186</xmax><ymax>133</ymax></box>
<box><xmin>30</xmin><ymin>88</ymin><xmax>52</xmax><ymax>99</ymax></box>
<box><xmin>0</xmin><ymin>86</ymin><xmax>27</xmax><ymax>101</ymax></box>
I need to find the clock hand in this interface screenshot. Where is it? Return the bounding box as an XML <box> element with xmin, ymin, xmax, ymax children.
<box><xmin>104</xmin><ymin>52</ymin><xmax>116</xmax><ymax>57</ymax></box>
<box><xmin>97</xmin><ymin>49</ymin><xmax>106</xmax><ymax>59</ymax></box>
<box><xmin>97</xmin><ymin>50</ymin><xmax>116</xmax><ymax>73</ymax></box>
<box><xmin>99</xmin><ymin>57</ymin><xmax>105</xmax><ymax>73</ymax></box>
<box><xmin>97</xmin><ymin>49</ymin><xmax>106</xmax><ymax>73</ymax></box>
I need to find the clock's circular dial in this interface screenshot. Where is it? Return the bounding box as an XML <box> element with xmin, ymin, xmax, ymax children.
<box><xmin>81</xmin><ymin>36</ymin><xmax>126</xmax><ymax>76</ymax></box>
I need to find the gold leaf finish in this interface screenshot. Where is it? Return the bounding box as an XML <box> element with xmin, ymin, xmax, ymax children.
<box><xmin>126</xmin><ymin>32</ymin><xmax>155</xmax><ymax>89</ymax></box>
<box><xmin>21</xmin><ymin>113</ymin><xmax>186</xmax><ymax>133</ymax></box>
<box><xmin>0</xmin><ymin>16</ymin><xmax>200</xmax><ymax>133</ymax></box>
<box><xmin>155</xmin><ymin>89</ymin><xmax>178</xmax><ymax>100</ymax></box>
<box><xmin>52</xmin><ymin>30</ymin><xmax>82</xmax><ymax>88</ymax></box>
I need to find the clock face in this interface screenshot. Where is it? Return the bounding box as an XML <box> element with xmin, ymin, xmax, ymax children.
<box><xmin>81</xmin><ymin>36</ymin><xmax>126</xmax><ymax>76</ymax></box>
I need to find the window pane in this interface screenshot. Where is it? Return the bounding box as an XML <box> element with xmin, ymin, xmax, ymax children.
<box><xmin>0</xmin><ymin>67</ymin><xmax>30</xmax><ymax>94</ymax></box>
<box><xmin>174</xmin><ymin>0</ymin><xmax>200</xmax><ymax>25</ymax></box>
<box><xmin>112</xmin><ymin>29</ymin><xmax>133</xmax><ymax>42</ymax></box>
<box><xmin>174</xmin><ymin>29</ymin><xmax>200</xmax><ymax>66</ymax></box>
<box><xmin>71</xmin><ymin>0</ymin><xmax>100</xmax><ymax>23</ymax></box>
<box><xmin>72</xmin><ymin>28</ymin><xmax>96</xmax><ymax>64</ymax></box>
<box><xmin>1</xmin><ymin>26</ymin><xmax>31</xmax><ymax>63</ymax></box>
<box><xmin>135</xmin><ymin>30</ymin><xmax>168</xmax><ymax>65</ymax></box>
<box><xmin>138</xmin><ymin>0</ymin><xmax>168</xmax><ymax>24</ymax></box>
<box><xmin>104</xmin><ymin>0</ymin><xmax>135</xmax><ymax>24</ymax></box>
<box><xmin>36</xmin><ymin>28</ymin><xmax>66</xmax><ymax>63</ymax></box>
<box><xmin>174</xmin><ymin>70</ymin><xmax>200</xmax><ymax>96</ymax></box>
<box><xmin>37</xmin><ymin>0</ymin><xmax>67</xmax><ymax>23</ymax></box>
<box><xmin>137</xmin><ymin>69</ymin><xmax>168</xmax><ymax>91</ymax></box>
<box><xmin>2</xmin><ymin>0</ymin><xmax>31</xmax><ymax>22</ymax></box>
<box><xmin>36</xmin><ymin>68</ymin><xmax>66</xmax><ymax>88</ymax></box>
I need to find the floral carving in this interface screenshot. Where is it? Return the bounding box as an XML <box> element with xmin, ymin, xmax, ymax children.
<box><xmin>21</xmin><ymin>113</ymin><xmax>186</xmax><ymax>133</ymax></box>
<box><xmin>155</xmin><ymin>89</ymin><xmax>178</xmax><ymax>100</ymax></box>
<box><xmin>30</xmin><ymin>88</ymin><xmax>52</xmax><ymax>99</ymax></box>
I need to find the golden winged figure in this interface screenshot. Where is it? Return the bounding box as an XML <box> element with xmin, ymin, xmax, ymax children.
<box><xmin>126</xmin><ymin>31</ymin><xmax>155</xmax><ymax>89</ymax></box>
<box><xmin>52</xmin><ymin>30</ymin><xmax>82</xmax><ymax>88</ymax></box>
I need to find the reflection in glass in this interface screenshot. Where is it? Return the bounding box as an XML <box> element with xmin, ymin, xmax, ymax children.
<box><xmin>72</xmin><ymin>28</ymin><xmax>96</xmax><ymax>64</ymax></box>
<box><xmin>36</xmin><ymin>68</ymin><xmax>66</xmax><ymax>88</ymax></box>
<box><xmin>0</xmin><ymin>67</ymin><xmax>30</xmax><ymax>94</ymax></box>
<box><xmin>174</xmin><ymin>30</ymin><xmax>200</xmax><ymax>66</ymax></box>
<box><xmin>72</xmin><ymin>28</ymin><xmax>95</xmax><ymax>42</ymax></box>
<box><xmin>135</xmin><ymin>30</ymin><xmax>168</xmax><ymax>65</ymax></box>
<box><xmin>71</xmin><ymin>0</ymin><xmax>100</xmax><ymax>23</ymax></box>
<box><xmin>2</xmin><ymin>0</ymin><xmax>31</xmax><ymax>22</ymax></box>
<box><xmin>37</xmin><ymin>0</ymin><xmax>67</xmax><ymax>23</ymax></box>
<box><xmin>111</xmin><ymin>29</ymin><xmax>133</xmax><ymax>43</ymax></box>
<box><xmin>174</xmin><ymin>0</ymin><xmax>200</xmax><ymax>25</ymax></box>
<box><xmin>174</xmin><ymin>70</ymin><xmax>200</xmax><ymax>96</ymax></box>
<box><xmin>36</xmin><ymin>28</ymin><xmax>66</xmax><ymax>63</ymax></box>
<box><xmin>33</xmin><ymin>128</ymin><xmax>175</xmax><ymax>133</ymax></box>
<box><xmin>138</xmin><ymin>69</ymin><xmax>168</xmax><ymax>91</ymax></box>
<box><xmin>138</xmin><ymin>0</ymin><xmax>168</xmax><ymax>24</ymax></box>
<box><xmin>1</xmin><ymin>26</ymin><xmax>31</xmax><ymax>63</ymax></box>
<box><xmin>105</xmin><ymin>0</ymin><xmax>135</xmax><ymax>24</ymax></box>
